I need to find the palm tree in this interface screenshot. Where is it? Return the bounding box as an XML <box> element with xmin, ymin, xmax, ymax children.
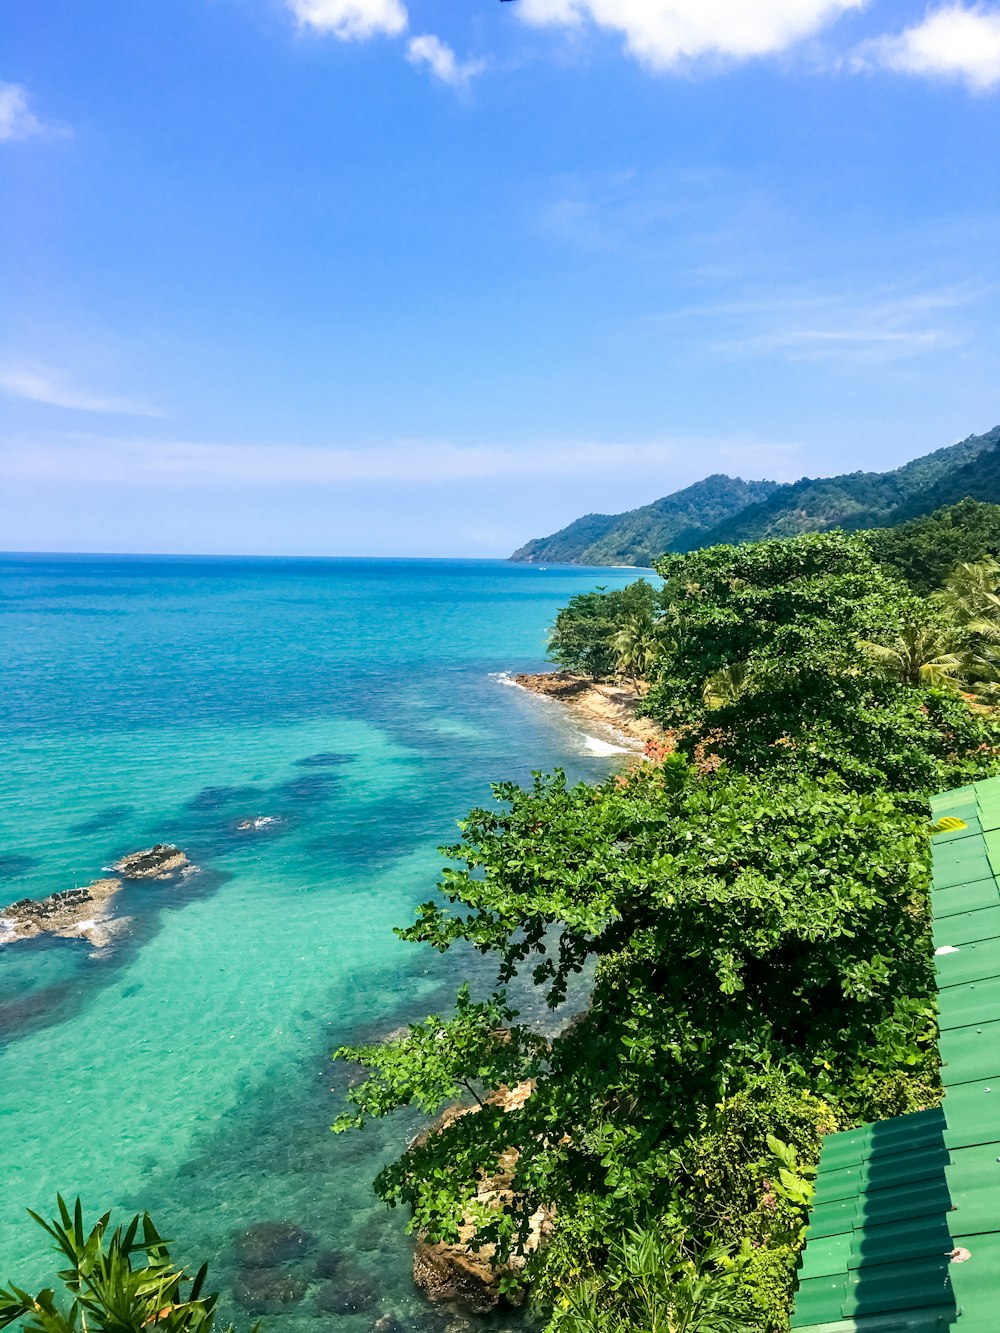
<box><xmin>857</xmin><ymin>621</ymin><xmax>993</xmax><ymax>690</ymax></box>
<box><xmin>702</xmin><ymin>661</ymin><xmax>749</xmax><ymax>710</ymax></box>
<box><xmin>934</xmin><ymin>558</ymin><xmax>1000</xmax><ymax>623</ymax></box>
<box><xmin>612</xmin><ymin>613</ymin><xmax>662</xmax><ymax>684</ymax></box>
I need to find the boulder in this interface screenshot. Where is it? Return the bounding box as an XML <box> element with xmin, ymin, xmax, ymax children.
<box><xmin>412</xmin><ymin>1081</ymin><xmax>552</xmax><ymax>1314</ymax></box>
<box><xmin>232</xmin><ymin>1269</ymin><xmax>307</xmax><ymax>1313</ymax></box>
<box><xmin>233</xmin><ymin>1220</ymin><xmax>313</xmax><ymax>1268</ymax></box>
<box><xmin>0</xmin><ymin>878</ymin><xmax>123</xmax><ymax>946</ymax></box>
<box><xmin>111</xmin><ymin>844</ymin><xmax>188</xmax><ymax>878</ymax></box>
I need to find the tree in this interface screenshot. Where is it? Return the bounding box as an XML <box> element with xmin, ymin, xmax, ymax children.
<box><xmin>548</xmin><ymin>580</ymin><xmax>660</xmax><ymax>679</ymax></box>
<box><xmin>868</xmin><ymin>499</ymin><xmax>1000</xmax><ymax>593</ymax></box>
<box><xmin>611</xmin><ymin>612</ymin><xmax>662</xmax><ymax>683</ymax></box>
<box><xmin>334</xmin><ymin>761</ymin><xmax>939</xmax><ymax>1318</ymax></box>
<box><xmin>641</xmin><ymin>531</ymin><xmax>1000</xmax><ymax>791</ymax></box>
<box><xmin>0</xmin><ymin>1198</ymin><xmax>245</xmax><ymax>1333</ymax></box>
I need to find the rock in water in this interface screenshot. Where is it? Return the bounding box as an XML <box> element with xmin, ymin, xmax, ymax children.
<box><xmin>314</xmin><ymin>1267</ymin><xmax>377</xmax><ymax>1315</ymax></box>
<box><xmin>232</xmin><ymin>1270</ymin><xmax>307</xmax><ymax>1313</ymax></box>
<box><xmin>0</xmin><ymin>878</ymin><xmax>124</xmax><ymax>946</ymax></box>
<box><xmin>411</xmin><ymin>1081</ymin><xmax>551</xmax><ymax>1314</ymax></box>
<box><xmin>111</xmin><ymin>844</ymin><xmax>189</xmax><ymax>878</ymax></box>
<box><xmin>233</xmin><ymin>1220</ymin><xmax>313</xmax><ymax>1268</ymax></box>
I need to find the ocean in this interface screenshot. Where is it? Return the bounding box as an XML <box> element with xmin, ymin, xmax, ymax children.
<box><xmin>0</xmin><ymin>554</ymin><xmax>641</xmax><ymax>1330</ymax></box>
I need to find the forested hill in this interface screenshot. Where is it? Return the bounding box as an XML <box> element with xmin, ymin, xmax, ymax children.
<box><xmin>509</xmin><ymin>474</ymin><xmax>778</xmax><ymax>566</ymax></box>
<box><xmin>510</xmin><ymin>424</ymin><xmax>1000</xmax><ymax>566</ymax></box>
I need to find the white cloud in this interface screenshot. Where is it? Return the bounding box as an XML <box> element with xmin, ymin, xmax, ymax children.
<box><xmin>0</xmin><ymin>81</ymin><xmax>50</xmax><ymax>142</ymax></box>
<box><xmin>0</xmin><ymin>435</ymin><xmax>799</xmax><ymax>487</ymax></box>
<box><xmin>406</xmin><ymin>34</ymin><xmax>486</xmax><ymax>86</ymax></box>
<box><xmin>517</xmin><ymin>0</ymin><xmax>863</xmax><ymax>69</ymax></box>
<box><xmin>285</xmin><ymin>0</ymin><xmax>407</xmax><ymax>40</ymax></box>
<box><xmin>0</xmin><ymin>365</ymin><xmax>163</xmax><ymax>417</ymax></box>
<box><xmin>856</xmin><ymin>5</ymin><xmax>1000</xmax><ymax>90</ymax></box>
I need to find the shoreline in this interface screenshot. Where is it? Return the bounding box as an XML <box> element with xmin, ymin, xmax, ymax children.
<box><xmin>508</xmin><ymin>671</ymin><xmax>664</xmax><ymax>750</ymax></box>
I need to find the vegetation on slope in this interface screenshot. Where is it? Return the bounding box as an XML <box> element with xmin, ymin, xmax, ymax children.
<box><xmin>510</xmin><ymin>475</ymin><xmax>777</xmax><ymax>566</ymax></box>
<box><xmin>511</xmin><ymin>425</ymin><xmax>1000</xmax><ymax>568</ymax></box>
<box><xmin>335</xmin><ymin>512</ymin><xmax>1000</xmax><ymax>1332</ymax></box>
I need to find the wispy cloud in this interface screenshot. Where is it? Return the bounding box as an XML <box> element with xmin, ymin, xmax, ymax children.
<box><xmin>0</xmin><ymin>365</ymin><xmax>163</xmax><ymax>417</ymax></box>
<box><xmin>0</xmin><ymin>434</ymin><xmax>802</xmax><ymax>487</ymax></box>
<box><xmin>651</xmin><ymin>284</ymin><xmax>989</xmax><ymax>363</ymax></box>
<box><xmin>517</xmin><ymin>0</ymin><xmax>863</xmax><ymax>69</ymax></box>
<box><xmin>0</xmin><ymin>81</ymin><xmax>66</xmax><ymax>142</ymax></box>
<box><xmin>406</xmin><ymin>35</ymin><xmax>486</xmax><ymax>87</ymax></box>
<box><xmin>285</xmin><ymin>0</ymin><xmax>407</xmax><ymax>40</ymax></box>
<box><xmin>854</xmin><ymin>4</ymin><xmax>1000</xmax><ymax>91</ymax></box>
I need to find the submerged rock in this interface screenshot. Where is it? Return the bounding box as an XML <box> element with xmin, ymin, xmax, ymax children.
<box><xmin>232</xmin><ymin>1269</ymin><xmax>307</xmax><ymax>1313</ymax></box>
<box><xmin>315</xmin><ymin>1265</ymin><xmax>378</xmax><ymax>1315</ymax></box>
<box><xmin>234</xmin><ymin>1220</ymin><xmax>314</xmax><ymax>1268</ymax></box>
<box><xmin>313</xmin><ymin>1249</ymin><xmax>344</xmax><ymax>1280</ymax></box>
<box><xmin>371</xmin><ymin>1314</ymin><xmax>408</xmax><ymax>1333</ymax></box>
<box><xmin>111</xmin><ymin>844</ymin><xmax>188</xmax><ymax>879</ymax></box>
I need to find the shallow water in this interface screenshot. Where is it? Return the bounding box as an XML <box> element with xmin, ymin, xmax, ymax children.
<box><xmin>0</xmin><ymin>555</ymin><xmax>639</xmax><ymax>1330</ymax></box>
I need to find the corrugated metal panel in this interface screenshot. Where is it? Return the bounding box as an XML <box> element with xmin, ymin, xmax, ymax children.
<box><xmin>792</xmin><ymin>776</ymin><xmax>1000</xmax><ymax>1332</ymax></box>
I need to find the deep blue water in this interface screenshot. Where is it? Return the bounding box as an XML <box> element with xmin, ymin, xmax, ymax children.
<box><xmin>0</xmin><ymin>555</ymin><xmax>641</xmax><ymax>1330</ymax></box>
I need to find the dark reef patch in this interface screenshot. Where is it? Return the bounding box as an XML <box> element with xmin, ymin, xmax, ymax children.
<box><xmin>281</xmin><ymin>772</ymin><xmax>341</xmax><ymax>802</ymax></box>
<box><xmin>232</xmin><ymin>1269</ymin><xmax>308</xmax><ymax>1314</ymax></box>
<box><xmin>293</xmin><ymin>752</ymin><xmax>353</xmax><ymax>768</ymax></box>
<box><xmin>70</xmin><ymin>805</ymin><xmax>135</xmax><ymax>836</ymax></box>
<box><xmin>187</xmin><ymin>785</ymin><xmax>266</xmax><ymax>812</ymax></box>
<box><xmin>0</xmin><ymin>853</ymin><xmax>38</xmax><ymax>880</ymax></box>
<box><xmin>234</xmin><ymin>1220</ymin><xmax>314</xmax><ymax>1268</ymax></box>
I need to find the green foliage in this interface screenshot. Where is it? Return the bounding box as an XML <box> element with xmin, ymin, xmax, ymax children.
<box><xmin>643</xmin><ymin>531</ymin><xmax>1000</xmax><ymax>792</ymax></box>
<box><xmin>869</xmin><ymin>499</ymin><xmax>1000</xmax><ymax>593</ymax></box>
<box><xmin>339</xmin><ymin>761</ymin><xmax>940</xmax><ymax>1313</ymax></box>
<box><xmin>338</xmin><ymin>514</ymin><xmax>1000</xmax><ymax>1333</ymax></box>
<box><xmin>0</xmin><ymin>1198</ymin><xmax>243</xmax><ymax>1333</ymax></box>
<box><xmin>333</xmin><ymin>983</ymin><xmax>547</xmax><ymax>1130</ymax></box>
<box><xmin>547</xmin><ymin>579</ymin><xmax>660</xmax><ymax>679</ymax></box>
<box><xmin>511</xmin><ymin>426</ymin><xmax>1000</xmax><ymax>569</ymax></box>
<box><xmin>510</xmin><ymin>476</ymin><xmax>777</xmax><ymax>567</ymax></box>
<box><xmin>553</xmin><ymin>1229</ymin><xmax>749</xmax><ymax>1333</ymax></box>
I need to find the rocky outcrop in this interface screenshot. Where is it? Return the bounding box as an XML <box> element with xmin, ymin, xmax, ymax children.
<box><xmin>512</xmin><ymin>671</ymin><xmax>665</xmax><ymax>747</ymax></box>
<box><xmin>1</xmin><ymin>844</ymin><xmax>191</xmax><ymax>948</ymax></box>
<box><xmin>111</xmin><ymin>844</ymin><xmax>188</xmax><ymax>878</ymax></box>
<box><xmin>0</xmin><ymin>878</ymin><xmax>124</xmax><ymax>947</ymax></box>
<box><xmin>412</xmin><ymin>1081</ymin><xmax>553</xmax><ymax>1315</ymax></box>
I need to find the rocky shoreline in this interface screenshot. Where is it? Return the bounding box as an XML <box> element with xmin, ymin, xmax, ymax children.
<box><xmin>0</xmin><ymin>844</ymin><xmax>190</xmax><ymax>948</ymax></box>
<box><xmin>512</xmin><ymin>671</ymin><xmax>664</xmax><ymax>748</ymax></box>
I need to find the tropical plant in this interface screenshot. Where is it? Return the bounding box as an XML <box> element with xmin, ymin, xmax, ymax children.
<box><xmin>611</xmin><ymin>612</ymin><xmax>662</xmax><ymax>683</ymax></box>
<box><xmin>554</xmin><ymin>1229</ymin><xmax>748</xmax><ymax>1333</ymax></box>
<box><xmin>547</xmin><ymin>580</ymin><xmax>661</xmax><ymax>679</ymax></box>
<box><xmin>934</xmin><ymin>557</ymin><xmax>1000</xmax><ymax>623</ymax></box>
<box><xmin>0</xmin><ymin>1197</ymin><xmax>243</xmax><ymax>1333</ymax></box>
<box><xmin>857</xmin><ymin>621</ymin><xmax>975</xmax><ymax>690</ymax></box>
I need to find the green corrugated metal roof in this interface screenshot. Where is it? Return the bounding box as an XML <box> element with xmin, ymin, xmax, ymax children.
<box><xmin>791</xmin><ymin>776</ymin><xmax>1000</xmax><ymax>1332</ymax></box>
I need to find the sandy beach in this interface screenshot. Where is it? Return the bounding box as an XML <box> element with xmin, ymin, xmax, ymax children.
<box><xmin>511</xmin><ymin>672</ymin><xmax>665</xmax><ymax>748</ymax></box>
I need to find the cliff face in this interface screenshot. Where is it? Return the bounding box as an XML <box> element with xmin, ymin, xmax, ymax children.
<box><xmin>510</xmin><ymin>426</ymin><xmax>1000</xmax><ymax>568</ymax></box>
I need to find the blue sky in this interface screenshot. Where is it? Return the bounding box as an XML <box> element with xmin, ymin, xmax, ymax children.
<box><xmin>1</xmin><ymin>0</ymin><xmax>999</xmax><ymax>556</ymax></box>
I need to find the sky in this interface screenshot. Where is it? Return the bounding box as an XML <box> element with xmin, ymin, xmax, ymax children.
<box><xmin>1</xmin><ymin>0</ymin><xmax>999</xmax><ymax>557</ymax></box>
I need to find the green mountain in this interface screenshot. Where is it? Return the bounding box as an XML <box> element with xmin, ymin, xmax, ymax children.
<box><xmin>511</xmin><ymin>425</ymin><xmax>1000</xmax><ymax>566</ymax></box>
<box><xmin>509</xmin><ymin>474</ymin><xmax>779</xmax><ymax>567</ymax></box>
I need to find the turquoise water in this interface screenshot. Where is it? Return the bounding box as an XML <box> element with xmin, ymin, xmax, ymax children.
<box><xmin>0</xmin><ymin>555</ymin><xmax>639</xmax><ymax>1330</ymax></box>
